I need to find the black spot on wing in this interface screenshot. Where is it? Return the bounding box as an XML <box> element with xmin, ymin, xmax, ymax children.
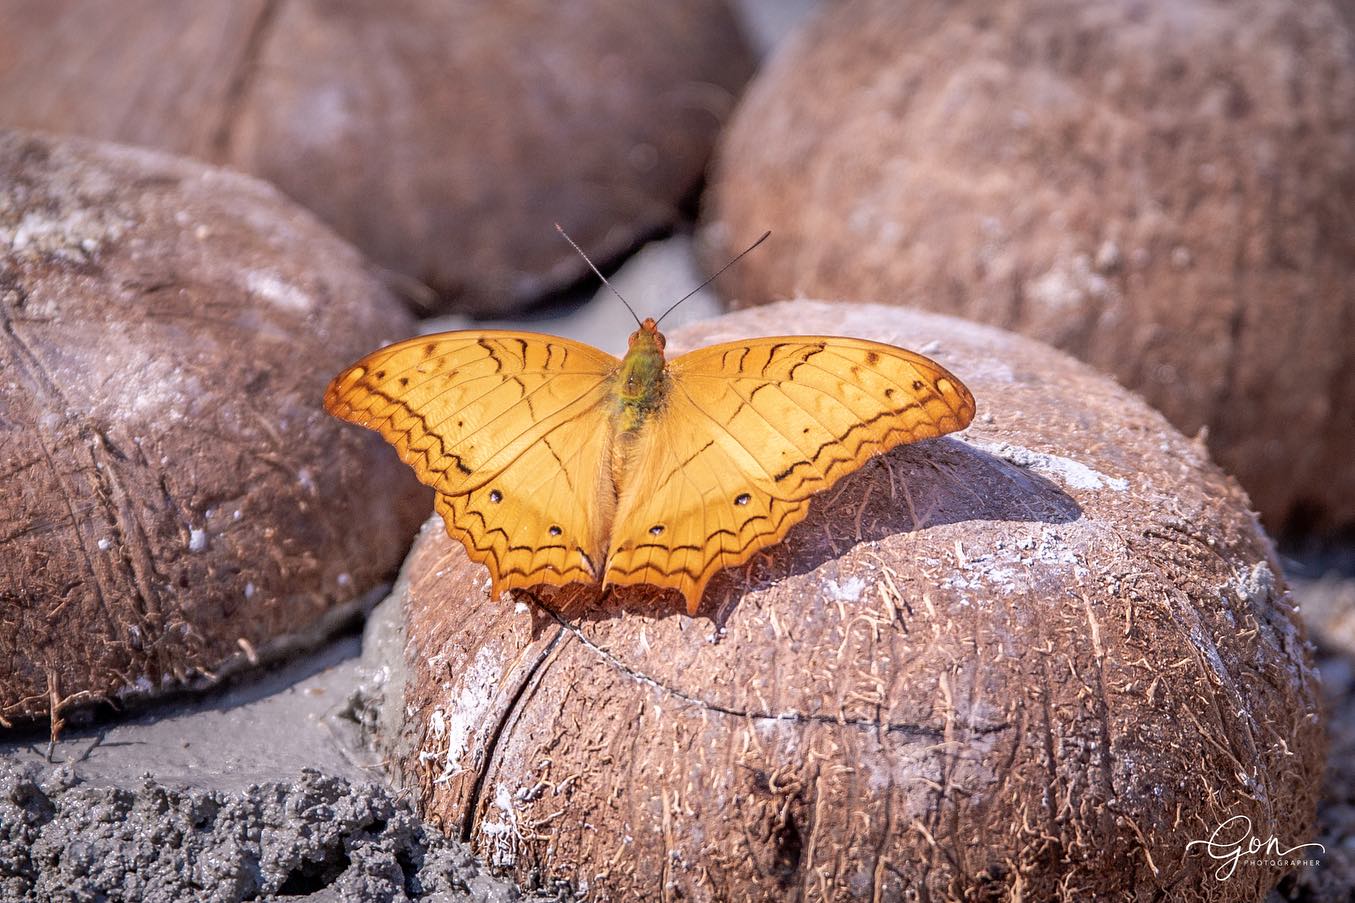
<box><xmin>606</xmin><ymin>506</ymin><xmax>795</xmax><ymax>581</ymax></box>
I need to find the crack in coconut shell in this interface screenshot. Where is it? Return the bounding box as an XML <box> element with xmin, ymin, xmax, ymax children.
<box><xmin>526</xmin><ymin>590</ymin><xmax>1007</xmax><ymax>739</ymax></box>
<box><xmin>209</xmin><ymin>0</ymin><xmax>284</xmax><ymax>160</ymax></box>
<box><xmin>460</xmin><ymin>624</ymin><xmax>568</xmax><ymax>842</ymax></box>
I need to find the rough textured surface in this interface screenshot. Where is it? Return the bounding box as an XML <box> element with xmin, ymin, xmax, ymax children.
<box><xmin>701</xmin><ymin>0</ymin><xmax>1355</xmax><ymax>534</ymax></box>
<box><xmin>0</xmin><ymin>0</ymin><xmax>754</xmax><ymax>315</ymax></box>
<box><xmin>0</xmin><ymin>173</ymin><xmax>1345</xmax><ymax>901</ymax></box>
<box><xmin>0</xmin><ymin>130</ymin><xmax>429</xmax><ymax>727</ymax></box>
<box><xmin>1297</xmin><ymin>644</ymin><xmax>1355</xmax><ymax>902</ymax></box>
<box><xmin>0</xmin><ymin>764</ymin><xmax>543</xmax><ymax>902</ymax></box>
<box><xmin>380</xmin><ymin>301</ymin><xmax>1325</xmax><ymax>900</ymax></box>
<box><xmin>1280</xmin><ymin>550</ymin><xmax>1355</xmax><ymax>902</ymax></box>
<box><xmin>0</xmin><ymin>630</ymin><xmax>563</xmax><ymax>902</ymax></box>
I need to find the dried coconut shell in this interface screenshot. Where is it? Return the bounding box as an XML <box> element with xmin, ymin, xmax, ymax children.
<box><xmin>374</xmin><ymin>300</ymin><xmax>1324</xmax><ymax>900</ymax></box>
<box><xmin>0</xmin><ymin>0</ymin><xmax>754</xmax><ymax>315</ymax></box>
<box><xmin>0</xmin><ymin>130</ymin><xmax>429</xmax><ymax>726</ymax></box>
<box><xmin>700</xmin><ymin>0</ymin><xmax>1355</xmax><ymax>535</ymax></box>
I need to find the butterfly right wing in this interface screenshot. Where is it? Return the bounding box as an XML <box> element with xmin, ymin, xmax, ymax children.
<box><xmin>604</xmin><ymin>336</ymin><xmax>975</xmax><ymax>613</ymax></box>
<box><xmin>325</xmin><ymin>331</ymin><xmax>621</xmax><ymax>596</ymax></box>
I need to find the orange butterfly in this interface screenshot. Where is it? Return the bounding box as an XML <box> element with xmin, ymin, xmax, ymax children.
<box><xmin>325</xmin><ymin>235</ymin><xmax>975</xmax><ymax>614</ymax></box>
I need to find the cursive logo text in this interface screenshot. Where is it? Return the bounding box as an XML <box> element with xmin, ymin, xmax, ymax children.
<box><xmin>1186</xmin><ymin>815</ymin><xmax>1325</xmax><ymax>881</ymax></box>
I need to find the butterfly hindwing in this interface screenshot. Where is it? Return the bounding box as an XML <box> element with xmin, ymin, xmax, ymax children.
<box><xmin>603</xmin><ymin>336</ymin><xmax>975</xmax><ymax>612</ymax></box>
<box><xmin>430</xmin><ymin>407</ymin><xmax>617</xmax><ymax>595</ymax></box>
<box><xmin>325</xmin><ymin>331</ymin><xmax>621</xmax><ymax>595</ymax></box>
<box><xmin>602</xmin><ymin>388</ymin><xmax>811</xmax><ymax>609</ymax></box>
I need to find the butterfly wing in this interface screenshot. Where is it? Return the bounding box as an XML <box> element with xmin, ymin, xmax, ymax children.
<box><xmin>325</xmin><ymin>331</ymin><xmax>621</xmax><ymax>596</ymax></box>
<box><xmin>603</xmin><ymin>337</ymin><xmax>975</xmax><ymax>613</ymax></box>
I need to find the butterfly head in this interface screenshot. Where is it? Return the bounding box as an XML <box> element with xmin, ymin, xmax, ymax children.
<box><xmin>628</xmin><ymin>317</ymin><xmax>666</xmax><ymax>354</ymax></box>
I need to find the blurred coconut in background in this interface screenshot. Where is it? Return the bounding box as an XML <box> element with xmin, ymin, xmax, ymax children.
<box><xmin>0</xmin><ymin>0</ymin><xmax>753</xmax><ymax>315</ymax></box>
<box><xmin>0</xmin><ymin>130</ymin><xmax>427</xmax><ymax>726</ymax></box>
<box><xmin>701</xmin><ymin>0</ymin><xmax>1355</xmax><ymax>535</ymax></box>
<box><xmin>374</xmin><ymin>302</ymin><xmax>1323</xmax><ymax>902</ymax></box>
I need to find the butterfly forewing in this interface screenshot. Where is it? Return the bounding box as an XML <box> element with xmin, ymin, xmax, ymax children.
<box><xmin>603</xmin><ymin>337</ymin><xmax>975</xmax><ymax>612</ymax></box>
<box><xmin>324</xmin><ymin>331</ymin><xmax>621</xmax><ymax>595</ymax></box>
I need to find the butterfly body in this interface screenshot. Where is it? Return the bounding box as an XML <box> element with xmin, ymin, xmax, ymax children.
<box><xmin>325</xmin><ymin>319</ymin><xmax>975</xmax><ymax>614</ymax></box>
<box><xmin>613</xmin><ymin>319</ymin><xmax>669</xmax><ymax>433</ymax></box>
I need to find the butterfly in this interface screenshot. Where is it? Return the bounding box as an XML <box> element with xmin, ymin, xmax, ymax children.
<box><xmin>324</xmin><ymin>235</ymin><xmax>975</xmax><ymax>615</ymax></box>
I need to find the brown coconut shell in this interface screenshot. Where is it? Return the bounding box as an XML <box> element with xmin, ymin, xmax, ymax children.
<box><xmin>0</xmin><ymin>130</ymin><xmax>429</xmax><ymax>727</ymax></box>
<box><xmin>699</xmin><ymin>0</ymin><xmax>1355</xmax><ymax>536</ymax></box>
<box><xmin>0</xmin><ymin>0</ymin><xmax>754</xmax><ymax>316</ymax></box>
<box><xmin>373</xmin><ymin>301</ymin><xmax>1324</xmax><ymax>900</ymax></box>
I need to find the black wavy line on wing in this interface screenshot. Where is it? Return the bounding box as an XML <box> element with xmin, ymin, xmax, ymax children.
<box><xmin>606</xmin><ymin>405</ymin><xmax>964</xmax><ymax>585</ymax></box>
<box><xmin>606</xmin><ymin>500</ymin><xmax>804</xmax><ymax>583</ymax></box>
<box><xmin>336</xmin><ymin>372</ymin><xmax>611</xmax><ymax>498</ymax></box>
<box><xmin>436</xmin><ymin>498</ymin><xmax>597</xmax><ymax>585</ymax></box>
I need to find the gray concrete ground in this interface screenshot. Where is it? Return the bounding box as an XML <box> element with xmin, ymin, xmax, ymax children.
<box><xmin>421</xmin><ymin>234</ymin><xmax>723</xmax><ymax>353</ymax></box>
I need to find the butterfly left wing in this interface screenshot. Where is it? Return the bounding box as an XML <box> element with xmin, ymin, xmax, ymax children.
<box><xmin>603</xmin><ymin>336</ymin><xmax>975</xmax><ymax>613</ymax></box>
<box><xmin>325</xmin><ymin>331</ymin><xmax>621</xmax><ymax>597</ymax></box>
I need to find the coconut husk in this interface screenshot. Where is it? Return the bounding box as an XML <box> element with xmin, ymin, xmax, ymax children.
<box><xmin>0</xmin><ymin>130</ymin><xmax>429</xmax><ymax>727</ymax></box>
<box><xmin>377</xmin><ymin>300</ymin><xmax>1324</xmax><ymax>900</ymax></box>
<box><xmin>0</xmin><ymin>0</ymin><xmax>753</xmax><ymax>315</ymax></box>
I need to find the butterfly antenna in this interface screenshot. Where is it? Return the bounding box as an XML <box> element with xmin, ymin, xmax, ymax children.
<box><xmin>554</xmin><ymin>223</ymin><xmax>642</xmax><ymax>327</ymax></box>
<box><xmin>654</xmin><ymin>230</ymin><xmax>771</xmax><ymax>328</ymax></box>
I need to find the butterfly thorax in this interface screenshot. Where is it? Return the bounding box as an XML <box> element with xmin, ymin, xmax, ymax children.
<box><xmin>612</xmin><ymin>318</ymin><xmax>668</xmax><ymax>435</ymax></box>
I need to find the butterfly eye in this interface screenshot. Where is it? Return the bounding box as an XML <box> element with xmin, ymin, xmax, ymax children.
<box><xmin>549</xmin><ymin>525</ymin><xmax>562</xmax><ymax>536</ymax></box>
<box><xmin>735</xmin><ymin>493</ymin><xmax>751</xmax><ymax>506</ymax></box>
<box><xmin>489</xmin><ymin>489</ymin><xmax>503</xmax><ymax>503</ymax></box>
<box><xmin>649</xmin><ymin>524</ymin><xmax>665</xmax><ymax>536</ymax></box>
